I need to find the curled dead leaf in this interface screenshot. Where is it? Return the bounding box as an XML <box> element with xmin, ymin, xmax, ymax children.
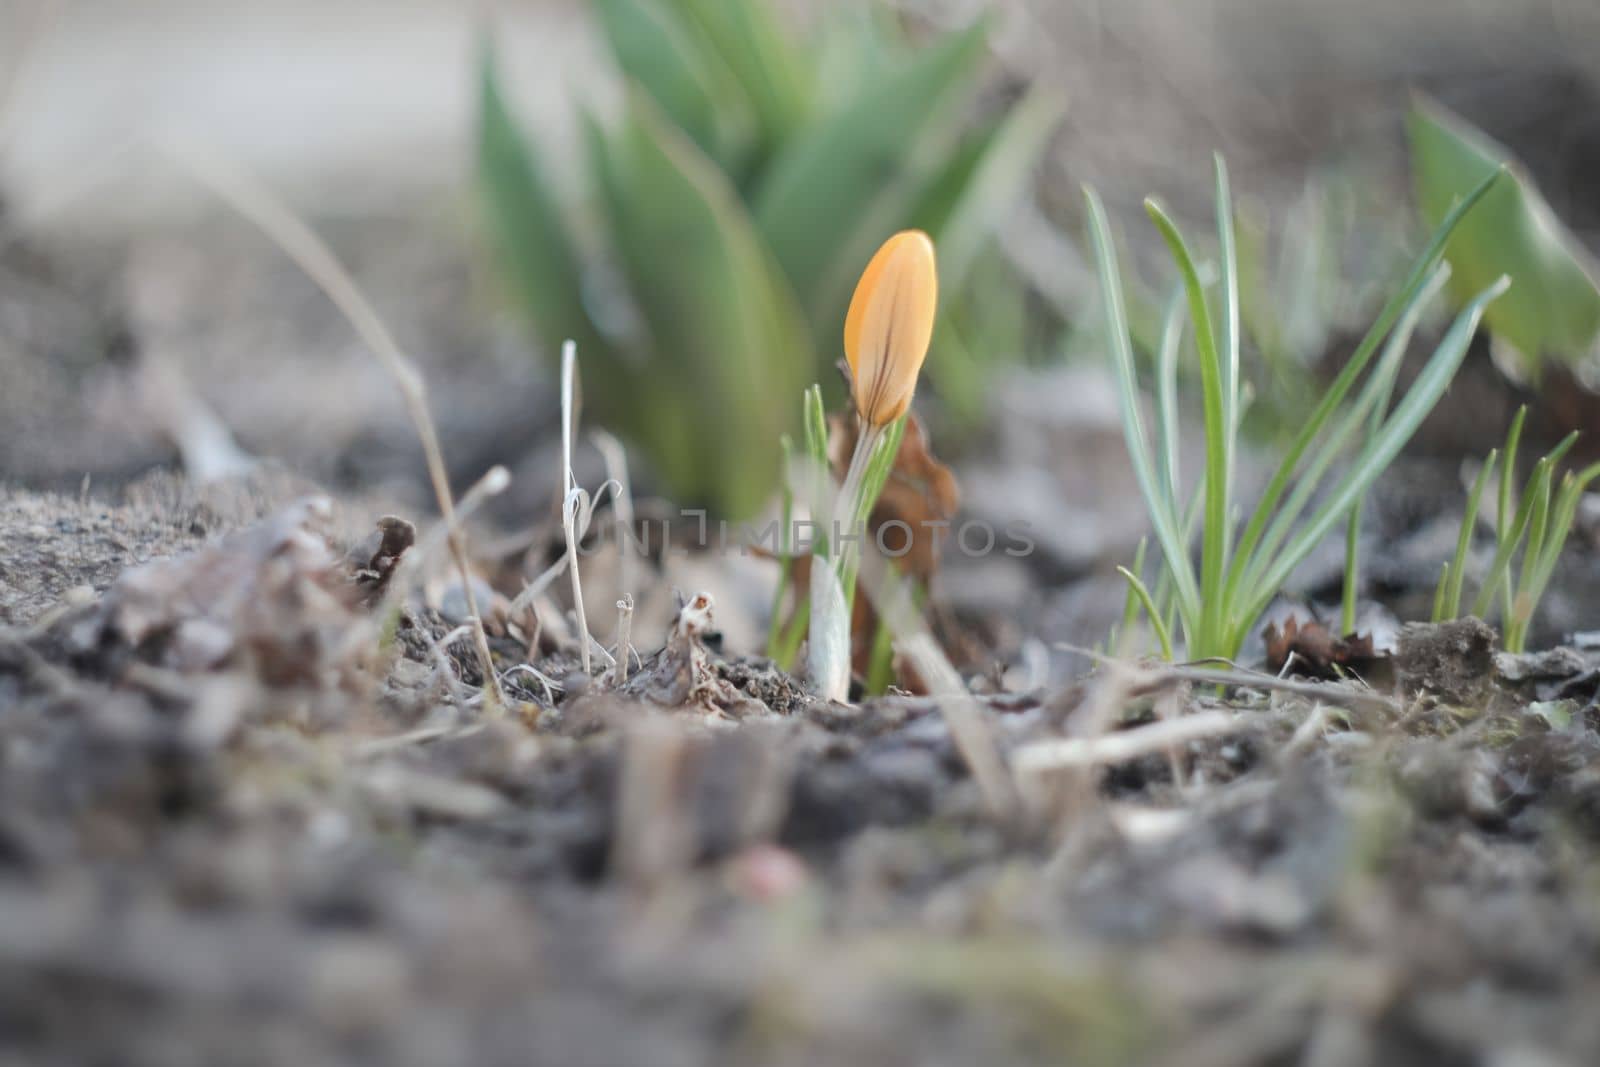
<box><xmin>1263</xmin><ymin>616</ymin><xmax>1384</xmax><ymax>681</ymax></box>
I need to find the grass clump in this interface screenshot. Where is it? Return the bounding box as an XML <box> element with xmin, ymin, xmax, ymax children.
<box><xmin>1089</xmin><ymin>158</ymin><xmax>1507</xmax><ymax>662</ymax></box>
<box><xmin>1433</xmin><ymin>406</ymin><xmax>1600</xmax><ymax>652</ymax></box>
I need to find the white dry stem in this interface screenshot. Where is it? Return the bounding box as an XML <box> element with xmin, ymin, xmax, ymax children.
<box><xmin>614</xmin><ymin>597</ymin><xmax>634</xmax><ymax>684</ymax></box>
<box><xmin>563</xmin><ymin>488</ymin><xmax>592</xmax><ymax>675</ymax></box>
<box><xmin>167</xmin><ymin>140</ymin><xmax>507</xmax><ymax>710</ymax></box>
<box><xmin>592</xmin><ymin>430</ymin><xmax>636</xmax><ymax>602</ymax></box>
<box><xmin>1013</xmin><ymin>710</ymin><xmax>1244</xmax><ymax>773</ymax></box>
<box><xmin>556</xmin><ymin>341</ymin><xmax>620</xmax><ymax>676</ymax></box>
<box><xmin>507</xmin><ymin>474</ymin><xmax>619</xmax><ymax>625</ymax></box>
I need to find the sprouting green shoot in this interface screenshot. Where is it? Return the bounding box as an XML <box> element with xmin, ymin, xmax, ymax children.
<box><xmin>1431</xmin><ymin>561</ymin><xmax>1452</xmax><ymax>624</ymax></box>
<box><xmin>1086</xmin><ymin>159</ymin><xmax>1505</xmax><ymax>662</ymax></box>
<box><xmin>1111</xmin><ymin>537</ymin><xmax>1150</xmax><ymax>653</ymax></box>
<box><xmin>765</xmin><ymin>433</ymin><xmax>798</xmax><ymax>660</ymax></box>
<box><xmin>1463</xmin><ymin>424</ymin><xmax>1584</xmax><ymax>650</ymax></box>
<box><xmin>1432</xmin><ymin>448</ymin><xmax>1498</xmax><ymax>621</ymax></box>
<box><xmin>789</xmin><ymin>379</ymin><xmax>910</xmax><ymax>698</ymax></box>
<box><xmin>840</xmin><ymin>416</ymin><xmax>907</xmax><ymax>614</ymax></box>
<box><xmin>865</xmin><ymin>616</ymin><xmax>896</xmax><ymax>696</ymax></box>
<box><xmin>1116</xmin><ymin>562</ymin><xmax>1174</xmax><ymax>662</ymax></box>
<box><xmin>1444</xmin><ymin>407</ymin><xmax>1600</xmax><ymax>651</ymax></box>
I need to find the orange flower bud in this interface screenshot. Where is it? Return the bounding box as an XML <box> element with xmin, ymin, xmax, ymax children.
<box><xmin>843</xmin><ymin>230</ymin><xmax>938</xmax><ymax>427</ymax></box>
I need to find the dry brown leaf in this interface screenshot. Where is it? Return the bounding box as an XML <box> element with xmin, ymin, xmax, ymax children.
<box><xmin>1263</xmin><ymin>616</ymin><xmax>1383</xmax><ymax>681</ymax></box>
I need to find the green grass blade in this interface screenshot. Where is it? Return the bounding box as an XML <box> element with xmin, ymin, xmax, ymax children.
<box><xmin>1115</xmin><ymin>537</ymin><xmax>1150</xmax><ymax>650</ymax></box>
<box><xmin>1431</xmin><ymin>561</ymin><xmax>1452</xmax><ymax>623</ymax></box>
<box><xmin>1510</xmin><ymin>459</ymin><xmax>1554</xmax><ymax>641</ymax></box>
<box><xmin>1496</xmin><ymin>405</ymin><xmax>1528</xmax><ymax>619</ymax></box>
<box><xmin>1233</xmin><ymin>262</ymin><xmax>1448</xmax><ymax>610</ymax></box>
<box><xmin>1155</xmin><ymin>285</ymin><xmax>1185</xmax><ymax>506</ymax></box>
<box><xmin>865</xmin><ymin>615</ymin><xmax>896</xmax><ymax>695</ymax></box>
<box><xmin>1235</xmin><ymin>275</ymin><xmax>1509</xmax><ymax>647</ymax></box>
<box><xmin>1498</xmin><ymin>407</ymin><xmax>1527</xmax><ymax>529</ymax></box>
<box><xmin>1515</xmin><ymin>462</ymin><xmax>1600</xmax><ymax>647</ymax></box>
<box><xmin>1341</xmin><ymin>503</ymin><xmax>1361</xmax><ymax>635</ymax></box>
<box><xmin>1223</xmin><ymin>168</ymin><xmax>1504</xmax><ymax>606</ymax></box>
<box><xmin>1214</xmin><ymin>154</ymin><xmax>1242</xmax><ymax>440</ymax></box>
<box><xmin>1085</xmin><ymin>186</ymin><xmax>1201</xmax><ymax>644</ymax></box>
<box><xmin>1471</xmin><ymin>456</ymin><xmax>1552</xmax><ymax>619</ymax></box>
<box><xmin>1442</xmin><ymin>449</ymin><xmax>1498</xmax><ymax>619</ymax></box>
<box><xmin>1145</xmin><ymin>197</ymin><xmax>1231</xmax><ymax>657</ymax></box>
<box><xmin>1116</xmin><ymin>566</ymin><xmax>1174</xmax><ymax>661</ymax></box>
<box><xmin>802</xmin><ymin>383</ymin><xmax>828</xmax><ymax>466</ymax></box>
<box><xmin>765</xmin><ymin>433</ymin><xmax>798</xmax><ymax>659</ymax></box>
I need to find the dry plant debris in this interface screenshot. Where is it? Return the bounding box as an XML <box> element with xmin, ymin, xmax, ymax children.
<box><xmin>1262</xmin><ymin>615</ymin><xmax>1384</xmax><ymax>681</ymax></box>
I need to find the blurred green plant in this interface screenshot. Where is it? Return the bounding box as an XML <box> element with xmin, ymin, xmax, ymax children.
<box><xmin>477</xmin><ymin>1</ymin><xmax>1061</xmax><ymax>517</ymax></box>
<box><xmin>1409</xmin><ymin>98</ymin><xmax>1600</xmax><ymax>381</ymax></box>
<box><xmin>1090</xmin><ymin>159</ymin><xmax>1505</xmax><ymax>663</ymax></box>
<box><xmin>1432</xmin><ymin>406</ymin><xmax>1600</xmax><ymax>652</ymax></box>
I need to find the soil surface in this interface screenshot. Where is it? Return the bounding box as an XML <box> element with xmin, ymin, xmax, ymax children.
<box><xmin>4</xmin><ymin>482</ymin><xmax>1600</xmax><ymax>1067</ymax></box>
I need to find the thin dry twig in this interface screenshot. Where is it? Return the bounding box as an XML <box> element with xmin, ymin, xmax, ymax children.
<box><xmin>1057</xmin><ymin>644</ymin><xmax>1398</xmax><ymax>715</ymax></box>
<box><xmin>166</xmin><ymin>139</ymin><xmax>506</xmax><ymax>710</ymax></box>
<box><xmin>614</xmin><ymin>596</ymin><xmax>634</xmax><ymax>684</ymax></box>
<box><xmin>1013</xmin><ymin>710</ymin><xmax>1244</xmax><ymax>773</ymax></box>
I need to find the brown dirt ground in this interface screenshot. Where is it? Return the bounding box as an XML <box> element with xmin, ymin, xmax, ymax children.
<box><xmin>3</xmin><ymin>485</ymin><xmax>1600</xmax><ymax>1067</ymax></box>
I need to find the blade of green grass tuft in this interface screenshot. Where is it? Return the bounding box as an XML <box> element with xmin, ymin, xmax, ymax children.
<box><xmin>1155</xmin><ymin>285</ymin><xmax>1186</xmax><ymax>506</ymax></box>
<box><xmin>1431</xmin><ymin>561</ymin><xmax>1452</xmax><ymax>623</ymax></box>
<box><xmin>1442</xmin><ymin>449</ymin><xmax>1498</xmax><ymax>619</ymax></box>
<box><xmin>1234</xmin><ymin>274</ymin><xmax>1510</xmax><ymax>648</ymax></box>
<box><xmin>1214</xmin><ymin>154</ymin><xmax>1242</xmax><ymax>442</ymax></box>
<box><xmin>1340</xmin><ymin>504</ymin><xmax>1361</xmax><ymax>635</ymax></box>
<box><xmin>1234</xmin><ymin>261</ymin><xmax>1448</xmax><ymax>616</ymax></box>
<box><xmin>1472</xmin><ymin>456</ymin><xmax>1553</xmax><ymax>619</ymax></box>
<box><xmin>1145</xmin><ymin>197</ymin><xmax>1232</xmax><ymax>657</ymax></box>
<box><xmin>1510</xmin><ymin>462</ymin><xmax>1600</xmax><ymax>649</ymax></box>
<box><xmin>1113</xmin><ymin>537</ymin><xmax>1150</xmax><ymax>654</ymax></box>
<box><xmin>1222</xmin><ymin>168</ymin><xmax>1504</xmax><ymax>614</ymax></box>
<box><xmin>1084</xmin><ymin>185</ymin><xmax>1201</xmax><ymax>644</ymax></box>
<box><xmin>1116</xmin><ymin>565</ymin><xmax>1174</xmax><ymax>661</ymax></box>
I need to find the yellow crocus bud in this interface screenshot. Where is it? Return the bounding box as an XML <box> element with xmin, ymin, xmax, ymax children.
<box><xmin>843</xmin><ymin>230</ymin><xmax>938</xmax><ymax>427</ymax></box>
